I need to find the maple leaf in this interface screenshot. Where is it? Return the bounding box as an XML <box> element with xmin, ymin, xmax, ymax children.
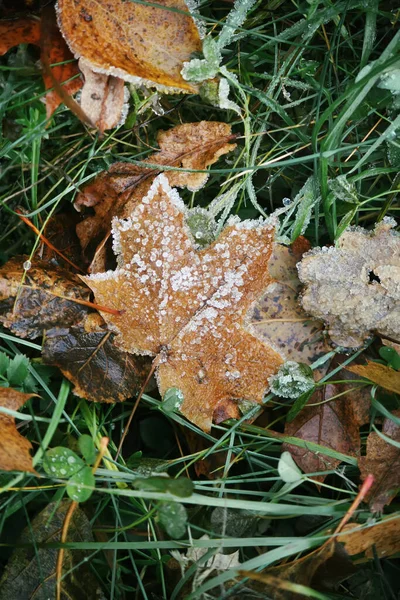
<box><xmin>57</xmin><ymin>0</ymin><xmax>202</xmax><ymax>93</ymax></box>
<box><xmin>284</xmin><ymin>361</ymin><xmax>370</xmax><ymax>482</ymax></box>
<box><xmin>359</xmin><ymin>411</ymin><xmax>400</xmax><ymax>512</ymax></box>
<box><xmin>297</xmin><ymin>219</ymin><xmax>400</xmax><ymax>348</ymax></box>
<box><xmin>0</xmin><ymin>8</ymin><xmax>82</xmax><ymax>118</ymax></box>
<box><xmin>0</xmin><ymin>387</ymin><xmax>36</xmax><ymax>473</ymax></box>
<box><xmin>82</xmin><ymin>174</ymin><xmax>284</xmax><ymax>431</ymax></box>
<box><xmin>74</xmin><ymin>121</ymin><xmax>236</xmax><ymax>267</ymax></box>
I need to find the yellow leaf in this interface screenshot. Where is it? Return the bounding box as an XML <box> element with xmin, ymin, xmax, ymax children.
<box><xmin>347</xmin><ymin>361</ymin><xmax>400</xmax><ymax>394</ymax></box>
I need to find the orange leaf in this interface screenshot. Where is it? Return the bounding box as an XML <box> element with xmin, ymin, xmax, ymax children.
<box><xmin>338</xmin><ymin>517</ymin><xmax>400</xmax><ymax>559</ymax></box>
<box><xmin>82</xmin><ymin>174</ymin><xmax>284</xmax><ymax>431</ymax></box>
<box><xmin>0</xmin><ymin>10</ymin><xmax>82</xmax><ymax>117</ymax></box>
<box><xmin>347</xmin><ymin>360</ymin><xmax>400</xmax><ymax>395</ymax></box>
<box><xmin>0</xmin><ymin>387</ymin><xmax>36</xmax><ymax>473</ymax></box>
<box><xmin>57</xmin><ymin>0</ymin><xmax>202</xmax><ymax>93</ymax></box>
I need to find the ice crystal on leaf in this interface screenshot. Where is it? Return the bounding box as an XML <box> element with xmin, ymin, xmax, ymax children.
<box><xmin>298</xmin><ymin>220</ymin><xmax>400</xmax><ymax>348</ymax></box>
<box><xmin>83</xmin><ymin>174</ymin><xmax>283</xmax><ymax>431</ymax></box>
<box><xmin>269</xmin><ymin>361</ymin><xmax>315</xmax><ymax>399</ymax></box>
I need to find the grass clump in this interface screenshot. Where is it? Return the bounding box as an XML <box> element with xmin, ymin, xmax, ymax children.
<box><xmin>1</xmin><ymin>1</ymin><xmax>400</xmax><ymax>599</ymax></box>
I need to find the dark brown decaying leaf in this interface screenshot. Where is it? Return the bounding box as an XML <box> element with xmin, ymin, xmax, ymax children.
<box><xmin>0</xmin><ymin>500</ymin><xmax>106</xmax><ymax>600</ymax></box>
<box><xmin>252</xmin><ymin>243</ymin><xmax>331</xmax><ymax>379</ymax></box>
<box><xmin>57</xmin><ymin>0</ymin><xmax>201</xmax><ymax>92</ymax></box>
<box><xmin>359</xmin><ymin>412</ymin><xmax>400</xmax><ymax>512</ymax></box>
<box><xmin>0</xmin><ymin>257</ymin><xmax>90</xmax><ymax>339</ymax></box>
<box><xmin>0</xmin><ymin>387</ymin><xmax>36</xmax><ymax>473</ymax></box>
<box><xmin>284</xmin><ymin>363</ymin><xmax>370</xmax><ymax>482</ymax></box>
<box><xmin>347</xmin><ymin>360</ymin><xmax>400</xmax><ymax>395</ymax></box>
<box><xmin>78</xmin><ymin>58</ymin><xmax>127</xmax><ymax>134</ymax></box>
<box><xmin>298</xmin><ymin>220</ymin><xmax>400</xmax><ymax>348</ymax></box>
<box><xmin>0</xmin><ymin>10</ymin><xmax>82</xmax><ymax>117</ymax></box>
<box><xmin>74</xmin><ymin>121</ymin><xmax>236</xmax><ymax>264</ymax></box>
<box><xmin>83</xmin><ymin>174</ymin><xmax>284</xmax><ymax>431</ymax></box>
<box><xmin>41</xmin><ymin>212</ymin><xmax>85</xmax><ymax>271</ymax></box>
<box><xmin>43</xmin><ymin>313</ymin><xmax>151</xmax><ymax>403</ymax></box>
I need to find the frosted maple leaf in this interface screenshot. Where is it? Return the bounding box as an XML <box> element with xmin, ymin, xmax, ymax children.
<box><xmin>82</xmin><ymin>174</ymin><xmax>283</xmax><ymax>431</ymax></box>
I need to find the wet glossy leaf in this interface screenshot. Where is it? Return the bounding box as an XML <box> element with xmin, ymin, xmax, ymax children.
<box><xmin>43</xmin><ymin>447</ymin><xmax>84</xmax><ymax>478</ymax></box>
<box><xmin>66</xmin><ymin>466</ymin><xmax>95</xmax><ymax>502</ymax></box>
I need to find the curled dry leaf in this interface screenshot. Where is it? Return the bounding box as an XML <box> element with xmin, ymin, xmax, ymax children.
<box><xmin>298</xmin><ymin>219</ymin><xmax>400</xmax><ymax>348</ymax></box>
<box><xmin>0</xmin><ymin>500</ymin><xmax>106</xmax><ymax>600</ymax></box>
<box><xmin>359</xmin><ymin>411</ymin><xmax>400</xmax><ymax>512</ymax></box>
<box><xmin>0</xmin><ymin>9</ymin><xmax>82</xmax><ymax>117</ymax></box>
<box><xmin>347</xmin><ymin>360</ymin><xmax>400</xmax><ymax>395</ymax></box>
<box><xmin>43</xmin><ymin>313</ymin><xmax>151</xmax><ymax>403</ymax></box>
<box><xmin>83</xmin><ymin>174</ymin><xmax>284</xmax><ymax>431</ymax></box>
<box><xmin>0</xmin><ymin>387</ymin><xmax>36</xmax><ymax>473</ymax></box>
<box><xmin>78</xmin><ymin>58</ymin><xmax>127</xmax><ymax>134</ymax></box>
<box><xmin>74</xmin><ymin>121</ymin><xmax>236</xmax><ymax>264</ymax></box>
<box><xmin>57</xmin><ymin>0</ymin><xmax>201</xmax><ymax>92</ymax></box>
<box><xmin>284</xmin><ymin>362</ymin><xmax>370</xmax><ymax>483</ymax></box>
<box><xmin>0</xmin><ymin>257</ymin><xmax>90</xmax><ymax>339</ymax></box>
<box><xmin>251</xmin><ymin>242</ymin><xmax>331</xmax><ymax>379</ymax></box>
<box><xmin>338</xmin><ymin>517</ymin><xmax>400</xmax><ymax>559</ymax></box>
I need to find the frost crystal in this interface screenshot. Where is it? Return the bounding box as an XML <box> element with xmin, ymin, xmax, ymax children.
<box><xmin>269</xmin><ymin>361</ymin><xmax>315</xmax><ymax>399</ymax></box>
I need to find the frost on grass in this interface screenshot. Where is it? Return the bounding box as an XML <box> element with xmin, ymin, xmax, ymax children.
<box><xmin>298</xmin><ymin>220</ymin><xmax>400</xmax><ymax>348</ymax></box>
<box><xmin>83</xmin><ymin>174</ymin><xmax>284</xmax><ymax>431</ymax></box>
<box><xmin>269</xmin><ymin>361</ymin><xmax>315</xmax><ymax>399</ymax></box>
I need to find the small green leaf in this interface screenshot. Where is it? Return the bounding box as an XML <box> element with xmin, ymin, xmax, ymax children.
<box><xmin>158</xmin><ymin>502</ymin><xmax>187</xmax><ymax>538</ymax></box>
<box><xmin>0</xmin><ymin>352</ymin><xmax>10</xmax><ymax>377</ymax></box>
<box><xmin>43</xmin><ymin>447</ymin><xmax>84</xmax><ymax>478</ymax></box>
<box><xmin>167</xmin><ymin>477</ymin><xmax>193</xmax><ymax>498</ymax></box>
<box><xmin>162</xmin><ymin>387</ymin><xmax>184</xmax><ymax>413</ymax></box>
<box><xmin>286</xmin><ymin>388</ymin><xmax>315</xmax><ymax>422</ymax></box>
<box><xmin>67</xmin><ymin>466</ymin><xmax>95</xmax><ymax>502</ymax></box>
<box><xmin>379</xmin><ymin>346</ymin><xmax>400</xmax><ymax>371</ymax></box>
<box><xmin>78</xmin><ymin>435</ymin><xmax>96</xmax><ymax>465</ymax></box>
<box><xmin>6</xmin><ymin>354</ymin><xmax>30</xmax><ymax>387</ymax></box>
<box><xmin>134</xmin><ymin>476</ymin><xmax>171</xmax><ymax>493</ymax></box>
<box><xmin>278</xmin><ymin>451</ymin><xmax>304</xmax><ymax>483</ymax></box>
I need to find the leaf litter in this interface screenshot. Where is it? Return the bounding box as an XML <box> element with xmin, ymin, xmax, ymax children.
<box><xmin>0</xmin><ymin>387</ymin><xmax>36</xmax><ymax>473</ymax></box>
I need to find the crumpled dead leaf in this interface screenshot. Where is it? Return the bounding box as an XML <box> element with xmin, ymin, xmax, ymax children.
<box><xmin>347</xmin><ymin>360</ymin><xmax>400</xmax><ymax>395</ymax></box>
<box><xmin>57</xmin><ymin>0</ymin><xmax>201</xmax><ymax>93</ymax></box>
<box><xmin>359</xmin><ymin>411</ymin><xmax>400</xmax><ymax>512</ymax></box>
<box><xmin>0</xmin><ymin>257</ymin><xmax>90</xmax><ymax>339</ymax></box>
<box><xmin>83</xmin><ymin>174</ymin><xmax>284</xmax><ymax>431</ymax></box>
<box><xmin>43</xmin><ymin>312</ymin><xmax>150</xmax><ymax>403</ymax></box>
<box><xmin>284</xmin><ymin>361</ymin><xmax>371</xmax><ymax>482</ymax></box>
<box><xmin>298</xmin><ymin>219</ymin><xmax>400</xmax><ymax>348</ymax></box>
<box><xmin>0</xmin><ymin>9</ymin><xmax>82</xmax><ymax>118</ymax></box>
<box><xmin>251</xmin><ymin>242</ymin><xmax>331</xmax><ymax>378</ymax></box>
<box><xmin>338</xmin><ymin>517</ymin><xmax>400</xmax><ymax>559</ymax></box>
<box><xmin>78</xmin><ymin>58</ymin><xmax>127</xmax><ymax>135</ymax></box>
<box><xmin>74</xmin><ymin>121</ymin><xmax>236</xmax><ymax>267</ymax></box>
<box><xmin>0</xmin><ymin>500</ymin><xmax>106</xmax><ymax>600</ymax></box>
<box><xmin>0</xmin><ymin>387</ymin><xmax>36</xmax><ymax>473</ymax></box>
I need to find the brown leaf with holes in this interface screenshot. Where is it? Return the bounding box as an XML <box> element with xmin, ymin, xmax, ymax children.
<box><xmin>0</xmin><ymin>387</ymin><xmax>36</xmax><ymax>473</ymax></box>
<box><xmin>0</xmin><ymin>256</ymin><xmax>90</xmax><ymax>339</ymax></box>
<box><xmin>251</xmin><ymin>242</ymin><xmax>331</xmax><ymax>380</ymax></box>
<box><xmin>284</xmin><ymin>361</ymin><xmax>370</xmax><ymax>482</ymax></box>
<box><xmin>78</xmin><ymin>58</ymin><xmax>127</xmax><ymax>134</ymax></box>
<box><xmin>338</xmin><ymin>517</ymin><xmax>400</xmax><ymax>559</ymax></box>
<box><xmin>43</xmin><ymin>313</ymin><xmax>151</xmax><ymax>403</ymax></box>
<box><xmin>74</xmin><ymin>121</ymin><xmax>236</xmax><ymax>267</ymax></box>
<box><xmin>0</xmin><ymin>9</ymin><xmax>82</xmax><ymax>117</ymax></box>
<box><xmin>57</xmin><ymin>0</ymin><xmax>201</xmax><ymax>94</ymax></box>
<box><xmin>347</xmin><ymin>361</ymin><xmax>400</xmax><ymax>395</ymax></box>
<box><xmin>82</xmin><ymin>174</ymin><xmax>284</xmax><ymax>431</ymax></box>
<box><xmin>298</xmin><ymin>220</ymin><xmax>400</xmax><ymax>348</ymax></box>
<box><xmin>359</xmin><ymin>411</ymin><xmax>400</xmax><ymax>512</ymax></box>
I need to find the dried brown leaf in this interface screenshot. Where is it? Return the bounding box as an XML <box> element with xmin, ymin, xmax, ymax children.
<box><xmin>57</xmin><ymin>0</ymin><xmax>201</xmax><ymax>92</ymax></box>
<box><xmin>359</xmin><ymin>412</ymin><xmax>400</xmax><ymax>512</ymax></box>
<box><xmin>74</xmin><ymin>121</ymin><xmax>236</xmax><ymax>262</ymax></box>
<box><xmin>298</xmin><ymin>220</ymin><xmax>400</xmax><ymax>348</ymax></box>
<box><xmin>347</xmin><ymin>360</ymin><xmax>400</xmax><ymax>395</ymax></box>
<box><xmin>43</xmin><ymin>313</ymin><xmax>151</xmax><ymax>403</ymax></box>
<box><xmin>251</xmin><ymin>243</ymin><xmax>331</xmax><ymax>379</ymax></box>
<box><xmin>284</xmin><ymin>362</ymin><xmax>370</xmax><ymax>482</ymax></box>
<box><xmin>0</xmin><ymin>387</ymin><xmax>36</xmax><ymax>473</ymax></box>
<box><xmin>79</xmin><ymin>58</ymin><xmax>127</xmax><ymax>134</ymax></box>
<box><xmin>338</xmin><ymin>517</ymin><xmax>400</xmax><ymax>559</ymax></box>
<box><xmin>0</xmin><ymin>257</ymin><xmax>90</xmax><ymax>339</ymax></box>
<box><xmin>41</xmin><ymin>212</ymin><xmax>85</xmax><ymax>271</ymax></box>
<box><xmin>82</xmin><ymin>174</ymin><xmax>284</xmax><ymax>431</ymax></box>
